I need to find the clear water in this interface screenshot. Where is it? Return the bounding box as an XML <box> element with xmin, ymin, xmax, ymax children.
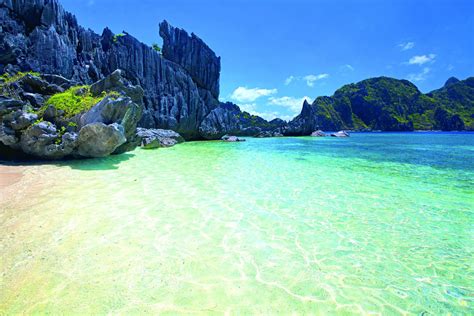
<box><xmin>1</xmin><ymin>133</ymin><xmax>473</xmax><ymax>314</ymax></box>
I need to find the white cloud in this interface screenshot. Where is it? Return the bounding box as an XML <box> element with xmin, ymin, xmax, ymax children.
<box><xmin>408</xmin><ymin>54</ymin><xmax>436</xmax><ymax>65</ymax></box>
<box><xmin>284</xmin><ymin>76</ymin><xmax>295</xmax><ymax>85</ymax></box>
<box><xmin>238</xmin><ymin>103</ymin><xmax>257</xmax><ymax>113</ymax></box>
<box><xmin>407</xmin><ymin>67</ymin><xmax>431</xmax><ymax>82</ymax></box>
<box><xmin>399</xmin><ymin>41</ymin><xmax>415</xmax><ymax>51</ymax></box>
<box><xmin>268</xmin><ymin>96</ymin><xmax>312</xmax><ymax>113</ymax></box>
<box><xmin>236</xmin><ymin>103</ymin><xmax>293</xmax><ymax>122</ymax></box>
<box><xmin>341</xmin><ymin>64</ymin><xmax>354</xmax><ymax>71</ymax></box>
<box><xmin>304</xmin><ymin>74</ymin><xmax>329</xmax><ymax>87</ymax></box>
<box><xmin>230</xmin><ymin>87</ymin><xmax>277</xmax><ymax>103</ymax></box>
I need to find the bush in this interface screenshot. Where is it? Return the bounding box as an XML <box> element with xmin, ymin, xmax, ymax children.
<box><xmin>152</xmin><ymin>43</ymin><xmax>161</xmax><ymax>53</ymax></box>
<box><xmin>43</xmin><ymin>86</ymin><xmax>108</xmax><ymax>118</ymax></box>
<box><xmin>113</xmin><ymin>33</ymin><xmax>126</xmax><ymax>43</ymax></box>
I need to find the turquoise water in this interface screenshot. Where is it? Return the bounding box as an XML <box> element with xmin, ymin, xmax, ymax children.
<box><xmin>1</xmin><ymin>133</ymin><xmax>473</xmax><ymax>314</ymax></box>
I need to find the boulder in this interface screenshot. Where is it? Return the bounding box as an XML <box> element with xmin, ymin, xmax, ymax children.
<box><xmin>331</xmin><ymin>131</ymin><xmax>350</xmax><ymax>137</ymax></box>
<box><xmin>311</xmin><ymin>130</ymin><xmax>326</xmax><ymax>137</ymax></box>
<box><xmin>77</xmin><ymin>123</ymin><xmax>126</xmax><ymax>158</ymax></box>
<box><xmin>136</xmin><ymin>127</ymin><xmax>184</xmax><ymax>149</ymax></box>
<box><xmin>20</xmin><ymin>121</ymin><xmax>77</xmax><ymax>159</ymax></box>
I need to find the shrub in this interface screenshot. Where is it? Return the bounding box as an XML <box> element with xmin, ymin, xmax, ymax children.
<box><xmin>0</xmin><ymin>71</ymin><xmax>41</xmax><ymax>99</ymax></box>
<box><xmin>113</xmin><ymin>33</ymin><xmax>126</xmax><ymax>43</ymax></box>
<box><xmin>152</xmin><ymin>43</ymin><xmax>161</xmax><ymax>53</ymax></box>
<box><xmin>43</xmin><ymin>86</ymin><xmax>109</xmax><ymax>118</ymax></box>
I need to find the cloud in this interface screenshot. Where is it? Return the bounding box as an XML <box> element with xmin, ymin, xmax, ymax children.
<box><xmin>303</xmin><ymin>74</ymin><xmax>329</xmax><ymax>87</ymax></box>
<box><xmin>268</xmin><ymin>96</ymin><xmax>312</xmax><ymax>113</ymax></box>
<box><xmin>399</xmin><ymin>41</ymin><xmax>415</xmax><ymax>51</ymax></box>
<box><xmin>407</xmin><ymin>67</ymin><xmax>431</xmax><ymax>82</ymax></box>
<box><xmin>230</xmin><ymin>87</ymin><xmax>277</xmax><ymax>103</ymax></box>
<box><xmin>340</xmin><ymin>64</ymin><xmax>354</xmax><ymax>72</ymax></box>
<box><xmin>284</xmin><ymin>74</ymin><xmax>329</xmax><ymax>86</ymax></box>
<box><xmin>284</xmin><ymin>76</ymin><xmax>295</xmax><ymax>85</ymax></box>
<box><xmin>408</xmin><ymin>54</ymin><xmax>436</xmax><ymax>65</ymax></box>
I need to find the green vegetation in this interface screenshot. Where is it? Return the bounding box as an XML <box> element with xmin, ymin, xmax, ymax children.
<box><xmin>152</xmin><ymin>43</ymin><xmax>161</xmax><ymax>53</ymax></box>
<box><xmin>309</xmin><ymin>76</ymin><xmax>474</xmax><ymax>131</ymax></box>
<box><xmin>113</xmin><ymin>33</ymin><xmax>126</xmax><ymax>43</ymax></box>
<box><xmin>41</xmin><ymin>86</ymin><xmax>120</xmax><ymax>119</ymax></box>
<box><xmin>0</xmin><ymin>71</ymin><xmax>41</xmax><ymax>99</ymax></box>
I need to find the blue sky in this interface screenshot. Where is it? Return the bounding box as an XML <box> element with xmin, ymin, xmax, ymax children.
<box><xmin>61</xmin><ymin>0</ymin><xmax>474</xmax><ymax>121</ymax></box>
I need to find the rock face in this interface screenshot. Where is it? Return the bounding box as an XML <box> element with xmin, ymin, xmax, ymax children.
<box><xmin>0</xmin><ymin>0</ymin><xmax>279</xmax><ymax>140</ymax></box>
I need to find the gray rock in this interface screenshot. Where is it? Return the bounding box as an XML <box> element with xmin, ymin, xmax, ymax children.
<box><xmin>222</xmin><ymin>135</ymin><xmax>246</xmax><ymax>142</ymax></box>
<box><xmin>331</xmin><ymin>131</ymin><xmax>350</xmax><ymax>137</ymax></box>
<box><xmin>0</xmin><ymin>123</ymin><xmax>18</xmax><ymax>146</ymax></box>
<box><xmin>21</xmin><ymin>92</ymin><xmax>44</xmax><ymax>107</ymax></box>
<box><xmin>19</xmin><ymin>121</ymin><xmax>76</xmax><ymax>159</ymax></box>
<box><xmin>160</xmin><ymin>20</ymin><xmax>221</xmax><ymax>99</ymax></box>
<box><xmin>311</xmin><ymin>130</ymin><xmax>326</xmax><ymax>137</ymax></box>
<box><xmin>10</xmin><ymin>111</ymin><xmax>38</xmax><ymax>130</ymax></box>
<box><xmin>0</xmin><ymin>96</ymin><xmax>24</xmax><ymax>115</ymax></box>
<box><xmin>136</xmin><ymin>127</ymin><xmax>184</xmax><ymax>149</ymax></box>
<box><xmin>90</xmin><ymin>69</ymin><xmax>144</xmax><ymax>105</ymax></box>
<box><xmin>77</xmin><ymin>122</ymin><xmax>126</xmax><ymax>158</ymax></box>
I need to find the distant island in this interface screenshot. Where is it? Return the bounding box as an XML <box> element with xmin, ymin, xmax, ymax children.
<box><xmin>0</xmin><ymin>0</ymin><xmax>472</xmax><ymax>160</ymax></box>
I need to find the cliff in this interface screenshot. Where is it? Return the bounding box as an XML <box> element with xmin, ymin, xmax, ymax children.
<box><xmin>0</xmin><ymin>0</ymin><xmax>275</xmax><ymax>142</ymax></box>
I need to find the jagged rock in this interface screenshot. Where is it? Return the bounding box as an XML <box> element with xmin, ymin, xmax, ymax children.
<box><xmin>331</xmin><ymin>131</ymin><xmax>350</xmax><ymax>137</ymax></box>
<box><xmin>17</xmin><ymin>74</ymin><xmax>64</xmax><ymax>95</ymax></box>
<box><xmin>19</xmin><ymin>121</ymin><xmax>77</xmax><ymax>159</ymax></box>
<box><xmin>311</xmin><ymin>130</ymin><xmax>326</xmax><ymax>137</ymax></box>
<box><xmin>0</xmin><ymin>96</ymin><xmax>23</xmax><ymax>114</ymax></box>
<box><xmin>42</xmin><ymin>74</ymin><xmax>77</xmax><ymax>89</ymax></box>
<box><xmin>77</xmin><ymin>122</ymin><xmax>126</xmax><ymax>158</ymax></box>
<box><xmin>90</xmin><ymin>69</ymin><xmax>144</xmax><ymax>105</ymax></box>
<box><xmin>136</xmin><ymin>127</ymin><xmax>184</xmax><ymax>149</ymax></box>
<box><xmin>10</xmin><ymin>111</ymin><xmax>38</xmax><ymax>130</ymax></box>
<box><xmin>21</xmin><ymin>92</ymin><xmax>44</xmax><ymax>107</ymax></box>
<box><xmin>0</xmin><ymin>123</ymin><xmax>18</xmax><ymax>146</ymax></box>
<box><xmin>222</xmin><ymin>135</ymin><xmax>246</xmax><ymax>142</ymax></box>
<box><xmin>160</xmin><ymin>20</ymin><xmax>221</xmax><ymax>99</ymax></box>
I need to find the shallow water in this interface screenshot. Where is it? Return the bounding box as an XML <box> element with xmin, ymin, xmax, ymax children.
<box><xmin>1</xmin><ymin>133</ymin><xmax>473</xmax><ymax>314</ymax></box>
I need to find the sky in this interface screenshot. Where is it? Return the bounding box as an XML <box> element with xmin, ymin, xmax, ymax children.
<box><xmin>61</xmin><ymin>0</ymin><xmax>474</xmax><ymax>121</ymax></box>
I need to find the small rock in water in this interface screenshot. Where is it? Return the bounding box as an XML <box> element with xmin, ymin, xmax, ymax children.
<box><xmin>331</xmin><ymin>131</ymin><xmax>350</xmax><ymax>137</ymax></box>
<box><xmin>221</xmin><ymin>135</ymin><xmax>246</xmax><ymax>142</ymax></box>
<box><xmin>311</xmin><ymin>130</ymin><xmax>326</xmax><ymax>137</ymax></box>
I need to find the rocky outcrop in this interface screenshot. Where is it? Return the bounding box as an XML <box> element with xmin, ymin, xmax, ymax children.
<box><xmin>159</xmin><ymin>20</ymin><xmax>220</xmax><ymax>99</ymax></box>
<box><xmin>136</xmin><ymin>127</ymin><xmax>184</xmax><ymax>149</ymax></box>
<box><xmin>0</xmin><ymin>71</ymin><xmax>144</xmax><ymax>159</ymax></box>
